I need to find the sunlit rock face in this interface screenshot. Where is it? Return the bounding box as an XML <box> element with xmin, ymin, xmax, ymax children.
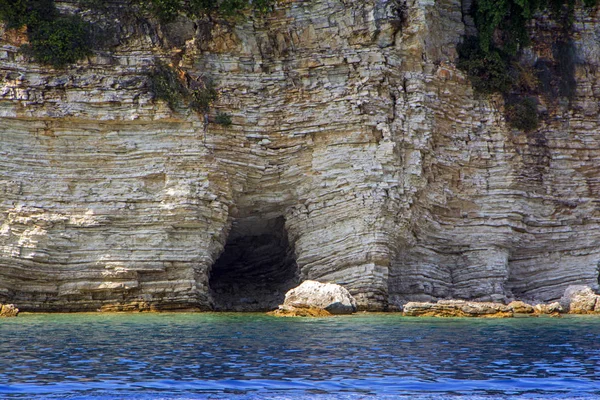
<box><xmin>1</xmin><ymin>0</ymin><xmax>600</xmax><ymax>311</ymax></box>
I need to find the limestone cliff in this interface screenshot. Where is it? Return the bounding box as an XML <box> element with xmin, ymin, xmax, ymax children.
<box><xmin>1</xmin><ymin>0</ymin><xmax>599</xmax><ymax>311</ymax></box>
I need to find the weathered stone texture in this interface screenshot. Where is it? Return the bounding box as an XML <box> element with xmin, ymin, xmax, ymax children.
<box><xmin>1</xmin><ymin>0</ymin><xmax>600</xmax><ymax>311</ymax></box>
<box><xmin>275</xmin><ymin>280</ymin><xmax>357</xmax><ymax>315</ymax></box>
<box><xmin>560</xmin><ymin>285</ymin><xmax>600</xmax><ymax>314</ymax></box>
<box><xmin>403</xmin><ymin>300</ymin><xmax>513</xmax><ymax>318</ymax></box>
<box><xmin>507</xmin><ymin>301</ymin><xmax>535</xmax><ymax>314</ymax></box>
<box><xmin>0</xmin><ymin>303</ymin><xmax>18</xmax><ymax>317</ymax></box>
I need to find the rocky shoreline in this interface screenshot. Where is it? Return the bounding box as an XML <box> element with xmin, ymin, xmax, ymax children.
<box><xmin>402</xmin><ymin>300</ymin><xmax>559</xmax><ymax>318</ymax></box>
<box><xmin>4</xmin><ymin>285</ymin><xmax>600</xmax><ymax>319</ymax></box>
<box><xmin>270</xmin><ymin>282</ymin><xmax>600</xmax><ymax>318</ymax></box>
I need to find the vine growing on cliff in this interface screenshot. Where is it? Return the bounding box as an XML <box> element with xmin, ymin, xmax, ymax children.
<box><xmin>147</xmin><ymin>61</ymin><xmax>231</xmax><ymax>125</ymax></box>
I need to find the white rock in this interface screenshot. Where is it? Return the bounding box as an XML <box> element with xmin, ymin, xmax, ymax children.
<box><xmin>281</xmin><ymin>280</ymin><xmax>357</xmax><ymax>315</ymax></box>
<box><xmin>560</xmin><ymin>286</ymin><xmax>600</xmax><ymax>314</ymax></box>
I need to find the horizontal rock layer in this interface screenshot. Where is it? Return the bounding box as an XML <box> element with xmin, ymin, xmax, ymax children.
<box><xmin>1</xmin><ymin>0</ymin><xmax>600</xmax><ymax>311</ymax></box>
<box><xmin>403</xmin><ymin>300</ymin><xmax>513</xmax><ymax>318</ymax></box>
<box><xmin>403</xmin><ymin>299</ymin><xmax>564</xmax><ymax>317</ymax></box>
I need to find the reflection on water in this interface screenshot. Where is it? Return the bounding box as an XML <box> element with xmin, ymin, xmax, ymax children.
<box><xmin>1</xmin><ymin>313</ymin><xmax>600</xmax><ymax>398</ymax></box>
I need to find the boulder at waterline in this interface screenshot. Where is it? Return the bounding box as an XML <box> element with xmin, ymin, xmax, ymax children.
<box><xmin>269</xmin><ymin>280</ymin><xmax>357</xmax><ymax>316</ymax></box>
<box><xmin>0</xmin><ymin>304</ymin><xmax>19</xmax><ymax>317</ymax></box>
<box><xmin>560</xmin><ymin>286</ymin><xmax>600</xmax><ymax>314</ymax></box>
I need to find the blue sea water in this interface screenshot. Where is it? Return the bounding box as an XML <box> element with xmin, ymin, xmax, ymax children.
<box><xmin>1</xmin><ymin>313</ymin><xmax>600</xmax><ymax>399</ymax></box>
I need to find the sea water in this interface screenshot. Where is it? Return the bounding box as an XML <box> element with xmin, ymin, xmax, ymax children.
<box><xmin>1</xmin><ymin>313</ymin><xmax>600</xmax><ymax>399</ymax></box>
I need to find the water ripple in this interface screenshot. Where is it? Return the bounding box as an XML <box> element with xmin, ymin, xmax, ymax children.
<box><xmin>1</xmin><ymin>313</ymin><xmax>600</xmax><ymax>398</ymax></box>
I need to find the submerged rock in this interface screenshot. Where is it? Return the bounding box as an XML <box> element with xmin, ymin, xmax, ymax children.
<box><xmin>403</xmin><ymin>300</ymin><xmax>512</xmax><ymax>318</ymax></box>
<box><xmin>270</xmin><ymin>280</ymin><xmax>357</xmax><ymax>317</ymax></box>
<box><xmin>0</xmin><ymin>304</ymin><xmax>19</xmax><ymax>317</ymax></box>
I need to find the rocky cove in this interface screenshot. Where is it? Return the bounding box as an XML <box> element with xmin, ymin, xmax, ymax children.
<box><xmin>1</xmin><ymin>0</ymin><xmax>600</xmax><ymax>315</ymax></box>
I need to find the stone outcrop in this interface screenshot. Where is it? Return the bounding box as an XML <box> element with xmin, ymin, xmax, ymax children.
<box><xmin>507</xmin><ymin>301</ymin><xmax>535</xmax><ymax>314</ymax></box>
<box><xmin>403</xmin><ymin>299</ymin><xmax>567</xmax><ymax>317</ymax></box>
<box><xmin>0</xmin><ymin>303</ymin><xmax>19</xmax><ymax>317</ymax></box>
<box><xmin>271</xmin><ymin>280</ymin><xmax>357</xmax><ymax>316</ymax></box>
<box><xmin>533</xmin><ymin>302</ymin><xmax>563</xmax><ymax>316</ymax></box>
<box><xmin>268</xmin><ymin>306</ymin><xmax>333</xmax><ymax>317</ymax></box>
<box><xmin>1</xmin><ymin>0</ymin><xmax>600</xmax><ymax>311</ymax></box>
<box><xmin>560</xmin><ymin>286</ymin><xmax>600</xmax><ymax>314</ymax></box>
<box><xmin>403</xmin><ymin>300</ymin><xmax>513</xmax><ymax>318</ymax></box>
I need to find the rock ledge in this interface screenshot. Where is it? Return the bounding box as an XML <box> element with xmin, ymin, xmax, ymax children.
<box><xmin>403</xmin><ymin>300</ymin><xmax>513</xmax><ymax>318</ymax></box>
<box><xmin>402</xmin><ymin>300</ymin><xmax>567</xmax><ymax>318</ymax></box>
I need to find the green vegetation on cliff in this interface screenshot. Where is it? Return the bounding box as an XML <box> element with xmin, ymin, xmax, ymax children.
<box><xmin>146</xmin><ymin>0</ymin><xmax>274</xmax><ymax>23</ymax></box>
<box><xmin>0</xmin><ymin>0</ymin><xmax>92</xmax><ymax>67</ymax></box>
<box><xmin>458</xmin><ymin>0</ymin><xmax>598</xmax><ymax>131</ymax></box>
<box><xmin>0</xmin><ymin>0</ymin><xmax>237</xmax><ymax>121</ymax></box>
<box><xmin>0</xmin><ymin>0</ymin><xmax>273</xmax><ymax>67</ymax></box>
<box><xmin>148</xmin><ymin>61</ymin><xmax>231</xmax><ymax>125</ymax></box>
<box><xmin>148</xmin><ymin>62</ymin><xmax>189</xmax><ymax>110</ymax></box>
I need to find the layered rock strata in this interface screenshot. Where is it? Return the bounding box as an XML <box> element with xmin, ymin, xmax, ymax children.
<box><xmin>403</xmin><ymin>300</ymin><xmax>513</xmax><ymax>318</ymax></box>
<box><xmin>1</xmin><ymin>0</ymin><xmax>600</xmax><ymax>311</ymax></box>
<box><xmin>402</xmin><ymin>299</ymin><xmax>564</xmax><ymax>317</ymax></box>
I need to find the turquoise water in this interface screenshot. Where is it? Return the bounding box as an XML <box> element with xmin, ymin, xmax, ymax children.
<box><xmin>1</xmin><ymin>313</ymin><xmax>600</xmax><ymax>399</ymax></box>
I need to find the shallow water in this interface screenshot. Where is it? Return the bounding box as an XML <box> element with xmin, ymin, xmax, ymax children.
<box><xmin>1</xmin><ymin>313</ymin><xmax>600</xmax><ymax>399</ymax></box>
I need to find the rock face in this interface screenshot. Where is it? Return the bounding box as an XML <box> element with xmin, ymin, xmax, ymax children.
<box><xmin>1</xmin><ymin>0</ymin><xmax>600</xmax><ymax>311</ymax></box>
<box><xmin>0</xmin><ymin>304</ymin><xmax>19</xmax><ymax>317</ymax></box>
<box><xmin>274</xmin><ymin>280</ymin><xmax>357</xmax><ymax>315</ymax></box>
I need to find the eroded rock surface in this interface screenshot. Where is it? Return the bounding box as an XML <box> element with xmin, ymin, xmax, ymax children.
<box><xmin>0</xmin><ymin>304</ymin><xmax>19</xmax><ymax>317</ymax></box>
<box><xmin>507</xmin><ymin>301</ymin><xmax>535</xmax><ymax>314</ymax></box>
<box><xmin>1</xmin><ymin>0</ymin><xmax>600</xmax><ymax>311</ymax></box>
<box><xmin>403</xmin><ymin>300</ymin><xmax>513</xmax><ymax>318</ymax></box>
<box><xmin>561</xmin><ymin>286</ymin><xmax>600</xmax><ymax>314</ymax></box>
<box><xmin>533</xmin><ymin>302</ymin><xmax>563</xmax><ymax>316</ymax></box>
<box><xmin>273</xmin><ymin>280</ymin><xmax>357</xmax><ymax>316</ymax></box>
<box><xmin>268</xmin><ymin>306</ymin><xmax>332</xmax><ymax>317</ymax></box>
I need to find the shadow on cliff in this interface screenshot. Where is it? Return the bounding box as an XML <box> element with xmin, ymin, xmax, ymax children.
<box><xmin>209</xmin><ymin>216</ymin><xmax>298</xmax><ymax>311</ymax></box>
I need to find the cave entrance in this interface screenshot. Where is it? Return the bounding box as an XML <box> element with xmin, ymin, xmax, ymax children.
<box><xmin>209</xmin><ymin>216</ymin><xmax>298</xmax><ymax>311</ymax></box>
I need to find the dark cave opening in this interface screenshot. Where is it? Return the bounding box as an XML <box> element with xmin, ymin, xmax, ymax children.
<box><xmin>209</xmin><ymin>217</ymin><xmax>298</xmax><ymax>311</ymax></box>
